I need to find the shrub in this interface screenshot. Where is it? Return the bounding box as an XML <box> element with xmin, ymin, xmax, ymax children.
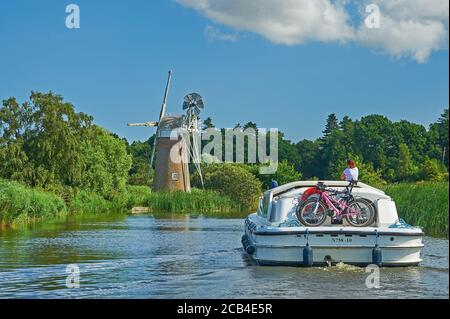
<box><xmin>193</xmin><ymin>164</ymin><xmax>262</xmax><ymax>210</ymax></box>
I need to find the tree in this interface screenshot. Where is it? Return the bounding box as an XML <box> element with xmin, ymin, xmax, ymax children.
<box><xmin>278</xmin><ymin>131</ymin><xmax>301</xmax><ymax>170</ymax></box>
<box><xmin>192</xmin><ymin>164</ymin><xmax>262</xmax><ymax>209</ymax></box>
<box><xmin>422</xmin><ymin>158</ymin><xmax>448</xmax><ymax>181</ymax></box>
<box><xmin>0</xmin><ymin>92</ymin><xmax>132</xmax><ymax>196</ymax></box>
<box><xmin>352</xmin><ymin>115</ymin><xmax>398</xmax><ymax>175</ymax></box>
<box><xmin>322</xmin><ymin>113</ymin><xmax>339</xmax><ymax>138</ymax></box>
<box><xmin>393</xmin><ymin>120</ymin><xmax>427</xmax><ymax>164</ymax></box>
<box><xmin>296</xmin><ymin>139</ymin><xmax>321</xmax><ymax>179</ymax></box>
<box><xmin>243</xmin><ymin>121</ymin><xmax>258</xmax><ymax>130</ymax></box>
<box><xmin>258</xmin><ymin>160</ymin><xmax>302</xmax><ymax>189</ymax></box>
<box><xmin>80</xmin><ymin>126</ymin><xmax>132</xmax><ymax>198</ymax></box>
<box><xmin>395</xmin><ymin>143</ymin><xmax>417</xmax><ymax>181</ymax></box>
<box><xmin>428</xmin><ymin>109</ymin><xmax>449</xmax><ymax>168</ymax></box>
<box><xmin>127</xmin><ymin>135</ymin><xmax>154</xmax><ymax>186</ymax></box>
<box><xmin>202</xmin><ymin>117</ymin><xmax>215</xmax><ymax>130</ymax></box>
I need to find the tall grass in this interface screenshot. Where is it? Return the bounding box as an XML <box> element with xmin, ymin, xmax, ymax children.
<box><xmin>125</xmin><ymin>185</ymin><xmax>152</xmax><ymax>208</ymax></box>
<box><xmin>383</xmin><ymin>182</ymin><xmax>449</xmax><ymax>238</ymax></box>
<box><xmin>0</xmin><ymin>179</ymin><xmax>67</xmax><ymax>225</ymax></box>
<box><xmin>143</xmin><ymin>188</ymin><xmax>242</xmax><ymax>215</ymax></box>
<box><xmin>0</xmin><ymin>179</ymin><xmax>245</xmax><ymax>226</ymax></box>
<box><xmin>68</xmin><ymin>190</ymin><xmax>127</xmax><ymax>215</ymax></box>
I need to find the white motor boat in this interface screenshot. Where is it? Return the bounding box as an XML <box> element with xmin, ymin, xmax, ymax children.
<box><xmin>242</xmin><ymin>181</ymin><xmax>424</xmax><ymax>267</ymax></box>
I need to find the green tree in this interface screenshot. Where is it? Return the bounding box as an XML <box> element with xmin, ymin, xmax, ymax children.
<box><xmin>296</xmin><ymin>139</ymin><xmax>321</xmax><ymax>179</ymax></box>
<box><xmin>127</xmin><ymin>135</ymin><xmax>155</xmax><ymax>186</ymax></box>
<box><xmin>258</xmin><ymin>160</ymin><xmax>302</xmax><ymax>189</ymax></box>
<box><xmin>192</xmin><ymin>164</ymin><xmax>262</xmax><ymax>209</ymax></box>
<box><xmin>322</xmin><ymin>113</ymin><xmax>339</xmax><ymax>138</ymax></box>
<box><xmin>422</xmin><ymin>158</ymin><xmax>448</xmax><ymax>181</ymax></box>
<box><xmin>0</xmin><ymin>92</ymin><xmax>132</xmax><ymax>196</ymax></box>
<box><xmin>428</xmin><ymin>109</ymin><xmax>449</xmax><ymax>168</ymax></box>
<box><xmin>395</xmin><ymin>143</ymin><xmax>418</xmax><ymax>181</ymax></box>
<box><xmin>80</xmin><ymin>126</ymin><xmax>132</xmax><ymax>198</ymax></box>
<box><xmin>202</xmin><ymin>117</ymin><xmax>215</xmax><ymax>130</ymax></box>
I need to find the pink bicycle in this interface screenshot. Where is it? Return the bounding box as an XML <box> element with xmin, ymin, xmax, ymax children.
<box><xmin>296</xmin><ymin>181</ymin><xmax>376</xmax><ymax>227</ymax></box>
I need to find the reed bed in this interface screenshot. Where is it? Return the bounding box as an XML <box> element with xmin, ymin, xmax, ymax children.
<box><xmin>143</xmin><ymin>188</ymin><xmax>242</xmax><ymax>215</ymax></box>
<box><xmin>0</xmin><ymin>180</ymin><xmax>244</xmax><ymax>226</ymax></box>
<box><xmin>383</xmin><ymin>182</ymin><xmax>449</xmax><ymax>238</ymax></box>
<box><xmin>0</xmin><ymin>179</ymin><xmax>67</xmax><ymax>225</ymax></box>
<box><xmin>68</xmin><ymin>190</ymin><xmax>127</xmax><ymax>215</ymax></box>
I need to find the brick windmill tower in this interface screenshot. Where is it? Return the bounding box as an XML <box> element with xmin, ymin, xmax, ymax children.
<box><xmin>128</xmin><ymin>71</ymin><xmax>204</xmax><ymax>192</ymax></box>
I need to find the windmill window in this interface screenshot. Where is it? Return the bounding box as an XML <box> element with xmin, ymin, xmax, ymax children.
<box><xmin>171</xmin><ymin>173</ymin><xmax>179</xmax><ymax>181</ymax></box>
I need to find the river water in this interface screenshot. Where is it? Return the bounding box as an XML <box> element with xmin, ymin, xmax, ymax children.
<box><xmin>0</xmin><ymin>214</ymin><xmax>448</xmax><ymax>299</ymax></box>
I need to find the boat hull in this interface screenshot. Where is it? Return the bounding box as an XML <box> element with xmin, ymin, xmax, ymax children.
<box><xmin>244</xmin><ymin>218</ymin><xmax>424</xmax><ymax>267</ymax></box>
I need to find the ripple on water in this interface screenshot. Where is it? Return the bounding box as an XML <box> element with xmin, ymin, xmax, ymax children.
<box><xmin>0</xmin><ymin>215</ymin><xmax>448</xmax><ymax>299</ymax></box>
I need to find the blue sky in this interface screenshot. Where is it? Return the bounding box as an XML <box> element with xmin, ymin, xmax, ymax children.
<box><xmin>0</xmin><ymin>0</ymin><xmax>448</xmax><ymax>143</ymax></box>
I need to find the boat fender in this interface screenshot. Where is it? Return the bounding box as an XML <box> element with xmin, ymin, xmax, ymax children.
<box><xmin>372</xmin><ymin>231</ymin><xmax>382</xmax><ymax>266</ymax></box>
<box><xmin>241</xmin><ymin>235</ymin><xmax>255</xmax><ymax>255</ymax></box>
<box><xmin>246</xmin><ymin>245</ymin><xmax>256</xmax><ymax>255</ymax></box>
<box><xmin>303</xmin><ymin>229</ymin><xmax>314</xmax><ymax>267</ymax></box>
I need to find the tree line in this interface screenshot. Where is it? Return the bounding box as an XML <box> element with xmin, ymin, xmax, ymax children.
<box><xmin>130</xmin><ymin>110</ymin><xmax>449</xmax><ymax>187</ymax></box>
<box><xmin>1</xmin><ymin>92</ymin><xmax>448</xmax><ymax>199</ymax></box>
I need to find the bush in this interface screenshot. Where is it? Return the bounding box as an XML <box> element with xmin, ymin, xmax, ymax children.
<box><xmin>193</xmin><ymin>164</ymin><xmax>262</xmax><ymax>210</ymax></box>
<box><xmin>422</xmin><ymin>159</ymin><xmax>448</xmax><ymax>181</ymax></box>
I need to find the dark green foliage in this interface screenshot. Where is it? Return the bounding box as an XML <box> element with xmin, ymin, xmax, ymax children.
<box><xmin>291</xmin><ymin>109</ymin><xmax>449</xmax><ymax>184</ymax></box>
<box><xmin>257</xmin><ymin>160</ymin><xmax>302</xmax><ymax>189</ymax></box>
<box><xmin>0</xmin><ymin>92</ymin><xmax>132</xmax><ymax>197</ymax></box>
<box><xmin>127</xmin><ymin>136</ymin><xmax>155</xmax><ymax>186</ymax></box>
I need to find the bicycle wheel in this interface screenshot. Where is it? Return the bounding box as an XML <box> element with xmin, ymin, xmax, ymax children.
<box><xmin>296</xmin><ymin>198</ymin><xmax>328</xmax><ymax>227</ymax></box>
<box><xmin>345</xmin><ymin>198</ymin><xmax>376</xmax><ymax>227</ymax></box>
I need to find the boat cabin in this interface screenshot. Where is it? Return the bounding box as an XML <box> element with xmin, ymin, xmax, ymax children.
<box><xmin>257</xmin><ymin>181</ymin><xmax>399</xmax><ymax>228</ymax></box>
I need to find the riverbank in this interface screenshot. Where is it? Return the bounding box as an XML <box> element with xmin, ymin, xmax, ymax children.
<box><xmin>383</xmin><ymin>182</ymin><xmax>449</xmax><ymax>238</ymax></box>
<box><xmin>0</xmin><ymin>179</ymin><xmax>242</xmax><ymax>228</ymax></box>
<box><xmin>1</xmin><ymin>179</ymin><xmax>448</xmax><ymax>238</ymax></box>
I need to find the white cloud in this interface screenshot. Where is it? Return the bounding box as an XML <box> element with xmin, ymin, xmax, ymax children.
<box><xmin>205</xmin><ymin>25</ymin><xmax>238</xmax><ymax>42</ymax></box>
<box><xmin>357</xmin><ymin>0</ymin><xmax>449</xmax><ymax>62</ymax></box>
<box><xmin>177</xmin><ymin>0</ymin><xmax>449</xmax><ymax>63</ymax></box>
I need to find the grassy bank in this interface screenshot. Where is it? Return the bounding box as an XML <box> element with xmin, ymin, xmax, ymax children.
<box><xmin>383</xmin><ymin>182</ymin><xmax>449</xmax><ymax>238</ymax></box>
<box><xmin>0</xmin><ymin>179</ymin><xmax>243</xmax><ymax>226</ymax></box>
<box><xmin>142</xmin><ymin>188</ymin><xmax>241</xmax><ymax>214</ymax></box>
<box><xmin>0</xmin><ymin>179</ymin><xmax>67</xmax><ymax>225</ymax></box>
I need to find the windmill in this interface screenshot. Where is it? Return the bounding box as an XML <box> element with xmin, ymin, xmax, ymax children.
<box><xmin>128</xmin><ymin>71</ymin><xmax>204</xmax><ymax>192</ymax></box>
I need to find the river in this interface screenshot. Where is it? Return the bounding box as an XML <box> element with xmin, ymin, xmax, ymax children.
<box><xmin>0</xmin><ymin>214</ymin><xmax>448</xmax><ymax>299</ymax></box>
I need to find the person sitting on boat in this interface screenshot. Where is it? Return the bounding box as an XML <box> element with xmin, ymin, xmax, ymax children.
<box><xmin>270</xmin><ymin>179</ymin><xmax>279</xmax><ymax>189</ymax></box>
<box><xmin>341</xmin><ymin>159</ymin><xmax>358</xmax><ymax>182</ymax></box>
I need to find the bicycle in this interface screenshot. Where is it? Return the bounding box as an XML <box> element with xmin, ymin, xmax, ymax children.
<box><xmin>296</xmin><ymin>181</ymin><xmax>376</xmax><ymax>227</ymax></box>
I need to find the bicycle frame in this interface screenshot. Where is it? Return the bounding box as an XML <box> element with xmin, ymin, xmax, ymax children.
<box><xmin>319</xmin><ymin>191</ymin><xmax>360</xmax><ymax>219</ymax></box>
